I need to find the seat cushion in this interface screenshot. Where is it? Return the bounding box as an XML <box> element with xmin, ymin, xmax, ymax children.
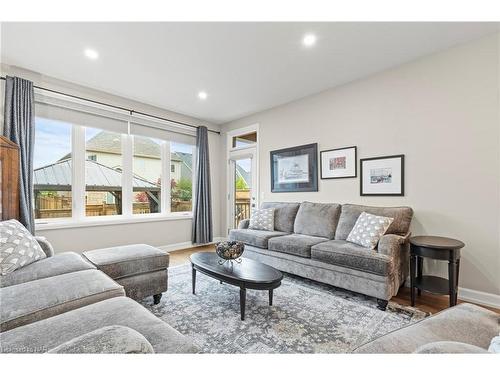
<box><xmin>311</xmin><ymin>240</ymin><xmax>393</xmax><ymax>276</ymax></box>
<box><xmin>82</xmin><ymin>244</ymin><xmax>169</xmax><ymax>279</ymax></box>
<box><xmin>0</xmin><ymin>269</ymin><xmax>124</xmax><ymax>332</ymax></box>
<box><xmin>47</xmin><ymin>325</ymin><xmax>154</xmax><ymax>354</ymax></box>
<box><xmin>0</xmin><ymin>252</ymin><xmax>95</xmax><ymax>288</ymax></box>
<box><xmin>229</xmin><ymin>229</ymin><xmax>288</xmax><ymax>249</ymax></box>
<box><xmin>0</xmin><ymin>297</ymin><xmax>199</xmax><ymax>353</ymax></box>
<box><xmin>260</xmin><ymin>202</ymin><xmax>300</xmax><ymax>233</ymax></box>
<box><xmin>335</xmin><ymin>204</ymin><xmax>413</xmax><ymax>240</ymax></box>
<box><xmin>293</xmin><ymin>201</ymin><xmax>341</xmax><ymax>239</ymax></box>
<box><xmin>268</xmin><ymin>234</ymin><xmax>328</xmax><ymax>258</ymax></box>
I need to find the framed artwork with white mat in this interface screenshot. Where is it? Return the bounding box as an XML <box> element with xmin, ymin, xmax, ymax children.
<box><xmin>360</xmin><ymin>154</ymin><xmax>405</xmax><ymax>196</ymax></box>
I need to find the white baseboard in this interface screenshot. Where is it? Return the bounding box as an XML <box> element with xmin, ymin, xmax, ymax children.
<box><xmin>458</xmin><ymin>287</ymin><xmax>500</xmax><ymax>309</ymax></box>
<box><xmin>158</xmin><ymin>237</ymin><xmax>226</xmax><ymax>253</ymax></box>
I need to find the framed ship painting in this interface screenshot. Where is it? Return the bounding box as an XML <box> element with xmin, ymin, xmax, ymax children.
<box><xmin>360</xmin><ymin>154</ymin><xmax>405</xmax><ymax>196</ymax></box>
<box><xmin>270</xmin><ymin>143</ymin><xmax>318</xmax><ymax>192</ymax></box>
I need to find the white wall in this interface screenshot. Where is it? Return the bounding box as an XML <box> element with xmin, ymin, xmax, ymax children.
<box><xmin>221</xmin><ymin>34</ymin><xmax>500</xmax><ymax>299</ymax></box>
<box><xmin>0</xmin><ymin>64</ymin><xmax>223</xmax><ymax>252</ymax></box>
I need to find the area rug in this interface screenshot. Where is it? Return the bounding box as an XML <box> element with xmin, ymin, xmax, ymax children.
<box><xmin>142</xmin><ymin>263</ymin><xmax>428</xmax><ymax>353</ymax></box>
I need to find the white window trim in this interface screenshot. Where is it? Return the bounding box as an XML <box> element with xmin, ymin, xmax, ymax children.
<box><xmin>34</xmin><ymin>120</ymin><xmax>195</xmax><ymax>230</ymax></box>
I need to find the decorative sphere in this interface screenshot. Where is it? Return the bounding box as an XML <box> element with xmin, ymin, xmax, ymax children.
<box><xmin>215</xmin><ymin>241</ymin><xmax>245</xmax><ymax>260</ymax></box>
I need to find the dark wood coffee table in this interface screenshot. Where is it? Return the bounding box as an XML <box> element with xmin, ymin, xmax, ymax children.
<box><xmin>190</xmin><ymin>252</ymin><xmax>283</xmax><ymax>320</ymax></box>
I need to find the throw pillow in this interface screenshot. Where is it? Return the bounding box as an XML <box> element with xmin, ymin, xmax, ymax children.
<box><xmin>248</xmin><ymin>208</ymin><xmax>275</xmax><ymax>231</ymax></box>
<box><xmin>346</xmin><ymin>212</ymin><xmax>394</xmax><ymax>249</ymax></box>
<box><xmin>0</xmin><ymin>219</ymin><xmax>46</xmax><ymax>275</ymax></box>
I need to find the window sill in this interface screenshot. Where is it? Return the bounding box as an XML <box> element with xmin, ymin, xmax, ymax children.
<box><xmin>35</xmin><ymin>213</ymin><xmax>193</xmax><ymax>231</ymax></box>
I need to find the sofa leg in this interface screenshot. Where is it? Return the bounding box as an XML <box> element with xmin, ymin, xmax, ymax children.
<box><xmin>377</xmin><ymin>299</ymin><xmax>389</xmax><ymax>311</ymax></box>
<box><xmin>153</xmin><ymin>293</ymin><xmax>162</xmax><ymax>305</ymax></box>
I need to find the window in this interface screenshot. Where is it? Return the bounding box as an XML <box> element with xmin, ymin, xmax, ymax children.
<box><xmin>33</xmin><ymin>117</ymin><xmax>73</xmax><ymax>219</ymax></box>
<box><xmin>85</xmin><ymin>128</ymin><xmax>123</xmax><ymax>216</ymax></box>
<box><xmin>232</xmin><ymin>132</ymin><xmax>257</xmax><ymax>148</ymax></box>
<box><xmin>33</xmin><ymin>101</ymin><xmax>196</xmax><ymax>226</ymax></box>
<box><xmin>170</xmin><ymin>142</ymin><xmax>193</xmax><ymax>213</ymax></box>
<box><xmin>133</xmin><ymin>135</ymin><xmax>163</xmax><ymax>214</ymax></box>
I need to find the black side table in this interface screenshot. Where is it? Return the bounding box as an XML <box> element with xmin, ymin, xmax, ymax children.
<box><xmin>409</xmin><ymin>236</ymin><xmax>465</xmax><ymax>308</ymax></box>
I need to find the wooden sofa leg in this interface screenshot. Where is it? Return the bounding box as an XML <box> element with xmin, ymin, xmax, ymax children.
<box><xmin>153</xmin><ymin>293</ymin><xmax>162</xmax><ymax>305</ymax></box>
<box><xmin>377</xmin><ymin>299</ymin><xmax>389</xmax><ymax>311</ymax></box>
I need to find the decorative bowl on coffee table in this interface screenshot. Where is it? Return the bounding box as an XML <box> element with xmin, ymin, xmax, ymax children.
<box><xmin>215</xmin><ymin>241</ymin><xmax>244</xmax><ymax>265</ymax></box>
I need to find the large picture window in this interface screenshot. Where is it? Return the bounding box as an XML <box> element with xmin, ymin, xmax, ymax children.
<box><xmin>33</xmin><ymin>106</ymin><xmax>196</xmax><ymax>225</ymax></box>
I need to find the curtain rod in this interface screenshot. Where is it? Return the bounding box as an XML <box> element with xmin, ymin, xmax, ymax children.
<box><xmin>0</xmin><ymin>76</ymin><xmax>220</xmax><ymax>135</ymax></box>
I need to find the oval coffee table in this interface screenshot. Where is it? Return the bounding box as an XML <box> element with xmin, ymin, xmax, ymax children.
<box><xmin>190</xmin><ymin>252</ymin><xmax>283</xmax><ymax>320</ymax></box>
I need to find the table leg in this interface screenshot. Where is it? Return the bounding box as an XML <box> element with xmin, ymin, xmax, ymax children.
<box><xmin>448</xmin><ymin>260</ymin><xmax>457</xmax><ymax>307</ymax></box>
<box><xmin>269</xmin><ymin>289</ymin><xmax>273</xmax><ymax>306</ymax></box>
<box><xmin>455</xmin><ymin>259</ymin><xmax>460</xmax><ymax>305</ymax></box>
<box><xmin>417</xmin><ymin>256</ymin><xmax>423</xmax><ymax>296</ymax></box>
<box><xmin>192</xmin><ymin>266</ymin><xmax>196</xmax><ymax>295</ymax></box>
<box><xmin>410</xmin><ymin>254</ymin><xmax>416</xmax><ymax>306</ymax></box>
<box><xmin>240</xmin><ymin>287</ymin><xmax>246</xmax><ymax>321</ymax></box>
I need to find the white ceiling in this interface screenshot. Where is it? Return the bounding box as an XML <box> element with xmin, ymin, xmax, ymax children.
<box><xmin>1</xmin><ymin>22</ymin><xmax>498</xmax><ymax>124</ymax></box>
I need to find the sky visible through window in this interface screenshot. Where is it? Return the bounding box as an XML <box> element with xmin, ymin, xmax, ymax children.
<box><xmin>34</xmin><ymin>117</ymin><xmax>72</xmax><ymax>169</ymax></box>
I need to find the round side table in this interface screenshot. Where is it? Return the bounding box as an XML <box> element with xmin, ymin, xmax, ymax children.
<box><xmin>409</xmin><ymin>236</ymin><xmax>465</xmax><ymax>308</ymax></box>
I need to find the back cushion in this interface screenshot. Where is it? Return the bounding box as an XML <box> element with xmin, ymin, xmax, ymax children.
<box><xmin>260</xmin><ymin>202</ymin><xmax>300</xmax><ymax>233</ymax></box>
<box><xmin>335</xmin><ymin>204</ymin><xmax>413</xmax><ymax>240</ymax></box>
<box><xmin>294</xmin><ymin>202</ymin><xmax>341</xmax><ymax>239</ymax></box>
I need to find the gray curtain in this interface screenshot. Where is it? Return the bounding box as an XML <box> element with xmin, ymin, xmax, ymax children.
<box><xmin>3</xmin><ymin>76</ymin><xmax>36</xmax><ymax>233</ymax></box>
<box><xmin>192</xmin><ymin>126</ymin><xmax>213</xmax><ymax>244</ymax></box>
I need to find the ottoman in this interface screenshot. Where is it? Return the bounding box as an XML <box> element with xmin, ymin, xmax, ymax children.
<box><xmin>82</xmin><ymin>244</ymin><xmax>169</xmax><ymax>304</ymax></box>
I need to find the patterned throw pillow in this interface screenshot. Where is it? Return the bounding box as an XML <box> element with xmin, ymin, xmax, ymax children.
<box><xmin>0</xmin><ymin>219</ymin><xmax>46</xmax><ymax>275</ymax></box>
<box><xmin>346</xmin><ymin>212</ymin><xmax>394</xmax><ymax>249</ymax></box>
<box><xmin>248</xmin><ymin>208</ymin><xmax>275</xmax><ymax>231</ymax></box>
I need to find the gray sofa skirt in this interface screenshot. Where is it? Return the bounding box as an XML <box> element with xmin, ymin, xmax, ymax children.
<box><xmin>243</xmin><ymin>245</ymin><xmax>398</xmax><ymax>300</ymax></box>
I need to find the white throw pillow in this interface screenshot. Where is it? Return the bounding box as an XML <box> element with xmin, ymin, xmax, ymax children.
<box><xmin>0</xmin><ymin>219</ymin><xmax>46</xmax><ymax>275</ymax></box>
<box><xmin>248</xmin><ymin>208</ymin><xmax>275</xmax><ymax>232</ymax></box>
<box><xmin>346</xmin><ymin>212</ymin><xmax>394</xmax><ymax>249</ymax></box>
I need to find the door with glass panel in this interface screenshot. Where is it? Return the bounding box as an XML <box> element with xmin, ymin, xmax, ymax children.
<box><xmin>229</xmin><ymin>149</ymin><xmax>257</xmax><ymax>230</ymax></box>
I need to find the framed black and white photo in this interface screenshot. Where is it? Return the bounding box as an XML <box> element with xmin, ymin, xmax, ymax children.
<box><xmin>270</xmin><ymin>143</ymin><xmax>318</xmax><ymax>192</ymax></box>
<box><xmin>360</xmin><ymin>154</ymin><xmax>404</xmax><ymax>196</ymax></box>
<box><xmin>320</xmin><ymin>146</ymin><xmax>357</xmax><ymax>179</ymax></box>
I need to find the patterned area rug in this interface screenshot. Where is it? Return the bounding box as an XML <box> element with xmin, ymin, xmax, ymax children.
<box><xmin>142</xmin><ymin>263</ymin><xmax>428</xmax><ymax>353</ymax></box>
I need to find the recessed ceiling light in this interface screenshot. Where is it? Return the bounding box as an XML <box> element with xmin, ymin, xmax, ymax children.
<box><xmin>198</xmin><ymin>91</ymin><xmax>208</xmax><ymax>100</ymax></box>
<box><xmin>84</xmin><ymin>48</ymin><xmax>99</xmax><ymax>60</ymax></box>
<box><xmin>302</xmin><ymin>34</ymin><xmax>317</xmax><ymax>47</ymax></box>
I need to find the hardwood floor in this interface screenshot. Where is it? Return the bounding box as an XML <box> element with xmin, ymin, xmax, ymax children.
<box><xmin>169</xmin><ymin>245</ymin><xmax>500</xmax><ymax>315</ymax></box>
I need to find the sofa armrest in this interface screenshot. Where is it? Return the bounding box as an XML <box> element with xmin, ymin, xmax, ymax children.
<box><xmin>238</xmin><ymin>219</ymin><xmax>250</xmax><ymax>229</ymax></box>
<box><xmin>35</xmin><ymin>236</ymin><xmax>55</xmax><ymax>258</ymax></box>
<box><xmin>377</xmin><ymin>233</ymin><xmax>410</xmax><ymax>258</ymax></box>
<box><xmin>47</xmin><ymin>325</ymin><xmax>154</xmax><ymax>354</ymax></box>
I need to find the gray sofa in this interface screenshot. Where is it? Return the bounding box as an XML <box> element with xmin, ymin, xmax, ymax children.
<box><xmin>354</xmin><ymin>303</ymin><xmax>499</xmax><ymax>353</ymax></box>
<box><xmin>230</xmin><ymin>202</ymin><xmax>413</xmax><ymax>310</ymax></box>
<box><xmin>0</xmin><ymin>237</ymin><xmax>198</xmax><ymax>353</ymax></box>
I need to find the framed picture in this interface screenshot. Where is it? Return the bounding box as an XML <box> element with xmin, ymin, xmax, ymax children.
<box><xmin>320</xmin><ymin>146</ymin><xmax>357</xmax><ymax>179</ymax></box>
<box><xmin>270</xmin><ymin>143</ymin><xmax>318</xmax><ymax>192</ymax></box>
<box><xmin>360</xmin><ymin>154</ymin><xmax>405</xmax><ymax>196</ymax></box>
